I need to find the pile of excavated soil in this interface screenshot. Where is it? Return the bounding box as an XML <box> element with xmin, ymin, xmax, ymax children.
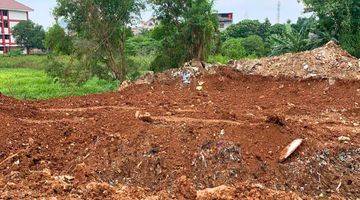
<box><xmin>0</xmin><ymin>43</ymin><xmax>359</xmax><ymax>199</ymax></box>
<box><xmin>232</xmin><ymin>41</ymin><xmax>360</xmax><ymax>80</ymax></box>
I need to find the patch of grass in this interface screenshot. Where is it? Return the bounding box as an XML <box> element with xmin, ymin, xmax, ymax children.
<box><xmin>207</xmin><ymin>54</ymin><xmax>230</xmax><ymax>64</ymax></box>
<box><xmin>0</xmin><ymin>68</ymin><xmax>118</xmax><ymax>100</ymax></box>
<box><xmin>0</xmin><ymin>55</ymin><xmax>48</xmax><ymax>69</ymax></box>
<box><xmin>0</xmin><ymin>55</ymin><xmax>70</xmax><ymax>70</ymax></box>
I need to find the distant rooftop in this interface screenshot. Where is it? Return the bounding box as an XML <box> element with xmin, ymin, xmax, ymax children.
<box><xmin>0</xmin><ymin>0</ymin><xmax>33</xmax><ymax>12</ymax></box>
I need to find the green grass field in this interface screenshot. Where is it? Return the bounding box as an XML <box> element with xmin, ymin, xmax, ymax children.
<box><xmin>0</xmin><ymin>55</ymin><xmax>48</xmax><ymax>69</ymax></box>
<box><xmin>0</xmin><ymin>68</ymin><xmax>118</xmax><ymax>100</ymax></box>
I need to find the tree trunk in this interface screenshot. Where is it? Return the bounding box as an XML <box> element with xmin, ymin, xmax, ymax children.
<box><xmin>118</xmin><ymin>30</ymin><xmax>127</xmax><ymax>80</ymax></box>
<box><xmin>103</xmin><ymin>38</ymin><xmax>123</xmax><ymax>81</ymax></box>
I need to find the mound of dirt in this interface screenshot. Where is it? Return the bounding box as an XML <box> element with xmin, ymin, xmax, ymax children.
<box><xmin>232</xmin><ymin>41</ymin><xmax>360</xmax><ymax>80</ymax></box>
<box><xmin>0</xmin><ymin>44</ymin><xmax>359</xmax><ymax>199</ymax></box>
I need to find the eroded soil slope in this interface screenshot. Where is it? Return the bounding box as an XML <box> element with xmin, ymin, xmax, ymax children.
<box><xmin>0</xmin><ymin>66</ymin><xmax>359</xmax><ymax>199</ymax></box>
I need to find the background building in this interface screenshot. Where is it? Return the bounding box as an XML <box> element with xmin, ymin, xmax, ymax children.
<box><xmin>217</xmin><ymin>13</ymin><xmax>233</xmax><ymax>31</ymax></box>
<box><xmin>132</xmin><ymin>18</ymin><xmax>157</xmax><ymax>35</ymax></box>
<box><xmin>0</xmin><ymin>0</ymin><xmax>33</xmax><ymax>54</ymax></box>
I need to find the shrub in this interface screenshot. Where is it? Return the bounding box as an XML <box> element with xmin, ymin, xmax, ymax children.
<box><xmin>126</xmin><ymin>36</ymin><xmax>160</xmax><ymax>56</ymax></box>
<box><xmin>221</xmin><ymin>38</ymin><xmax>247</xmax><ymax>60</ymax></box>
<box><xmin>241</xmin><ymin>35</ymin><xmax>266</xmax><ymax>57</ymax></box>
<box><xmin>207</xmin><ymin>54</ymin><xmax>230</xmax><ymax>64</ymax></box>
<box><xmin>8</xmin><ymin>50</ymin><xmax>23</xmax><ymax>57</ymax></box>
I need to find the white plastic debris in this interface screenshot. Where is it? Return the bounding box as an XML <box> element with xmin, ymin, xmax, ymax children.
<box><xmin>279</xmin><ymin>139</ymin><xmax>303</xmax><ymax>162</ymax></box>
<box><xmin>220</xmin><ymin>129</ymin><xmax>225</xmax><ymax>136</ymax></box>
<box><xmin>338</xmin><ymin>136</ymin><xmax>351</xmax><ymax>142</ymax></box>
<box><xmin>182</xmin><ymin>71</ymin><xmax>191</xmax><ymax>84</ymax></box>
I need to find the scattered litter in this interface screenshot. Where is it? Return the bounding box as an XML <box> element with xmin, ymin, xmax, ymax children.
<box><xmin>338</xmin><ymin>136</ymin><xmax>351</xmax><ymax>142</ymax></box>
<box><xmin>182</xmin><ymin>71</ymin><xmax>192</xmax><ymax>85</ymax></box>
<box><xmin>118</xmin><ymin>80</ymin><xmax>131</xmax><ymax>92</ymax></box>
<box><xmin>279</xmin><ymin>139</ymin><xmax>303</xmax><ymax>162</ymax></box>
<box><xmin>219</xmin><ymin>129</ymin><xmax>225</xmax><ymax>136</ymax></box>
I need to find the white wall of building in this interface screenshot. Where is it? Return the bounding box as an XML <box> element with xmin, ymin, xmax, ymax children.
<box><xmin>9</xmin><ymin>10</ymin><xmax>27</xmax><ymax>20</ymax></box>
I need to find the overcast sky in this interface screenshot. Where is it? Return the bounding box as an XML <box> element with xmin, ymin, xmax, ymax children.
<box><xmin>18</xmin><ymin>0</ymin><xmax>307</xmax><ymax>29</ymax></box>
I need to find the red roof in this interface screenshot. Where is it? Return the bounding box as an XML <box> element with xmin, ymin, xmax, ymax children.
<box><xmin>0</xmin><ymin>0</ymin><xmax>33</xmax><ymax>12</ymax></box>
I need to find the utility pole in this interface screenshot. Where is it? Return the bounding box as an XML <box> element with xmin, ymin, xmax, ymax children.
<box><xmin>277</xmin><ymin>0</ymin><xmax>281</xmax><ymax>23</ymax></box>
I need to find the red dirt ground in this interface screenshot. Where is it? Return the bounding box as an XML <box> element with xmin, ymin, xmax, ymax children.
<box><xmin>0</xmin><ymin>65</ymin><xmax>359</xmax><ymax>199</ymax></box>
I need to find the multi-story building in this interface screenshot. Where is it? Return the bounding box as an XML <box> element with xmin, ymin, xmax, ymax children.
<box><xmin>217</xmin><ymin>13</ymin><xmax>233</xmax><ymax>31</ymax></box>
<box><xmin>0</xmin><ymin>0</ymin><xmax>33</xmax><ymax>54</ymax></box>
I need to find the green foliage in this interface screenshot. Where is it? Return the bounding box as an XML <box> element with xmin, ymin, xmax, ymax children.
<box><xmin>339</xmin><ymin>31</ymin><xmax>360</xmax><ymax>58</ymax></box>
<box><xmin>126</xmin><ymin>35</ymin><xmax>160</xmax><ymax>56</ymax></box>
<box><xmin>12</xmin><ymin>20</ymin><xmax>45</xmax><ymax>52</ymax></box>
<box><xmin>54</xmin><ymin>0</ymin><xmax>144</xmax><ymax>80</ymax></box>
<box><xmin>221</xmin><ymin>38</ymin><xmax>246</xmax><ymax>60</ymax></box>
<box><xmin>7</xmin><ymin>50</ymin><xmax>23</xmax><ymax>57</ymax></box>
<box><xmin>45</xmin><ymin>23</ymin><xmax>73</xmax><ymax>55</ymax></box>
<box><xmin>0</xmin><ymin>55</ymin><xmax>48</xmax><ymax>69</ymax></box>
<box><xmin>150</xmin><ymin>0</ymin><xmax>219</xmax><ymax>71</ymax></box>
<box><xmin>0</xmin><ymin>68</ymin><xmax>118</xmax><ymax>100</ymax></box>
<box><xmin>270</xmin><ymin>19</ymin><xmax>328</xmax><ymax>55</ymax></box>
<box><xmin>301</xmin><ymin>0</ymin><xmax>360</xmax><ymax>57</ymax></box>
<box><xmin>222</xmin><ymin>19</ymin><xmax>261</xmax><ymax>40</ymax></box>
<box><xmin>207</xmin><ymin>54</ymin><xmax>230</xmax><ymax>64</ymax></box>
<box><xmin>45</xmin><ymin>53</ymin><xmax>114</xmax><ymax>85</ymax></box>
<box><xmin>241</xmin><ymin>35</ymin><xmax>266</xmax><ymax>57</ymax></box>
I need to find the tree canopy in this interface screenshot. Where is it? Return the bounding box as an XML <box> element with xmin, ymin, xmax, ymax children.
<box><xmin>54</xmin><ymin>0</ymin><xmax>144</xmax><ymax>80</ymax></box>
<box><xmin>150</xmin><ymin>0</ymin><xmax>218</xmax><ymax>71</ymax></box>
<box><xmin>12</xmin><ymin>20</ymin><xmax>45</xmax><ymax>53</ymax></box>
<box><xmin>301</xmin><ymin>0</ymin><xmax>360</xmax><ymax>57</ymax></box>
<box><xmin>44</xmin><ymin>23</ymin><xmax>73</xmax><ymax>55</ymax></box>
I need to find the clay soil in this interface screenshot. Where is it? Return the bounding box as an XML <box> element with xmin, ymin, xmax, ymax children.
<box><xmin>0</xmin><ymin>66</ymin><xmax>359</xmax><ymax>199</ymax></box>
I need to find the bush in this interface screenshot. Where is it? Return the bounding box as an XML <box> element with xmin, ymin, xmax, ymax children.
<box><xmin>241</xmin><ymin>35</ymin><xmax>266</xmax><ymax>57</ymax></box>
<box><xmin>126</xmin><ymin>36</ymin><xmax>160</xmax><ymax>56</ymax></box>
<box><xmin>45</xmin><ymin>55</ymin><xmax>93</xmax><ymax>84</ymax></box>
<box><xmin>207</xmin><ymin>54</ymin><xmax>230</xmax><ymax>64</ymax></box>
<box><xmin>126</xmin><ymin>55</ymin><xmax>155</xmax><ymax>80</ymax></box>
<box><xmin>150</xmin><ymin>46</ymin><xmax>187</xmax><ymax>72</ymax></box>
<box><xmin>221</xmin><ymin>38</ymin><xmax>247</xmax><ymax>60</ymax></box>
<box><xmin>45</xmin><ymin>23</ymin><xmax>73</xmax><ymax>55</ymax></box>
<box><xmin>7</xmin><ymin>49</ymin><xmax>23</xmax><ymax>57</ymax></box>
<box><xmin>340</xmin><ymin>31</ymin><xmax>360</xmax><ymax>58</ymax></box>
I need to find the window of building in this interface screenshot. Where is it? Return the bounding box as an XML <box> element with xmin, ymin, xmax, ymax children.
<box><xmin>2</xmin><ymin>10</ymin><xmax>8</xmax><ymax>16</ymax></box>
<box><xmin>220</xmin><ymin>22</ymin><xmax>225</xmax><ymax>28</ymax></box>
<box><xmin>4</xmin><ymin>21</ymin><xmax>8</xmax><ymax>28</ymax></box>
<box><xmin>0</xmin><ymin>47</ymin><xmax>4</xmax><ymax>51</ymax></box>
<box><xmin>5</xmin><ymin>35</ymin><xmax>10</xmax><ymax>40</ymax></box>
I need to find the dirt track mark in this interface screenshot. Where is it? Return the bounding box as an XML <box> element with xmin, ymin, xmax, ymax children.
<box><xmin>153</xmin><ymin>116</ymin><xmax>258</xmax><ymax>126</ymax></box>
<box><xmin>19</xmin><ymin>117</ymin><xmax>93</xmax><ymax>124</ymax></box>
<box><xmin>40</xmin><ymin>105</ymin><xmax>138</xmax><ymax>112</ymax></box>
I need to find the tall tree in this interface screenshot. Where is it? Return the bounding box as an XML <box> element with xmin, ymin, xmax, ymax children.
<box><xmin>54</xmin><ymin>0</ymin><xmax>143</xmax><ymax>81</ymax></box>
<box><xmin>150</xmin><ymin>0</ymin><xmax>218</xmax><ymax>70</ymax></box>
<box><xmin>45</xmin><ymin>23</ymin><xmax>73</xmax><ymax>55</ymax></box>
<box><xmin>12</xmin><ymin>20</ymin><xmax>45</xmax><ymax>54</ymax></box>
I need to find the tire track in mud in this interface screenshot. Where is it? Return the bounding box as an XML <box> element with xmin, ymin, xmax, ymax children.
<box><xmin>18</xmin><ymin>105</ymin><xmax>360</xmax><ymax>137</ymax></box>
